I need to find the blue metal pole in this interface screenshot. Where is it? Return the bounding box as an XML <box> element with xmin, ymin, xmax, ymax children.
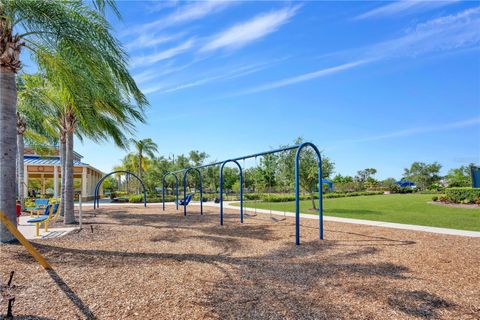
<box><xmin>239</xmin><ymin>165</ymin><xmax>243</xmax><ymax>224</ymax></box>
<box><xmin>193</xmin><ymin>145</ymin><xmax>300</xmax><ymax>170</ymax></box>
<box><xmin>219</xmin><ymin>160</ymin><xmax>243</xmax><ymax>225</ymax></box>
<box><xmin>175</xmin><ymin>174</ymin><xmax>179</xmax><ymax>211</ymax></box>
<box><xmin>318</xmin><ymin>159</ymin><xmax>323</xmax><ymax>240</ymax></box>
<box><xmin>198</xmin><ymin>169</ymin><xmax>203</xmax><ymax>215</ymax></box>
<box><xmin>183</xmin><ymin>170</ymin><xmax>187</xmax><ymax>216</ymax></box>
<box><xmin>219</xmin><ymin>163</ymin><xmax>224</xmax><ymax>225</ymax></box>
<box><xmin>295</xmin><ymin>148</ymin><xmax>301</xmax><ymax>246</ymax></box>
<box><xmin>162</xmin><ymin>174</ymin><xmax>166</xmax><ymax>211</ymax></box>
<box><xmin>295</xmin><ymin>142</ymin><xmax>324</xmax><ymax>245</ymax></box>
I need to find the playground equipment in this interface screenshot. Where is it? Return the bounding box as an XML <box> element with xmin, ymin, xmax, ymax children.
<box><xmin>183</xmin><ymin>168</ymin><xmax>203</xmax><ymax>215</ymax></box>
<box><xmin>162</xmin><ymin>171</ymin><xmax>179</xmax><ymax>211</ymax></box>
<box><xmin>94</xmin><ymin>170</ymin><xmax>147</xmax><ymax>209</ymax></box>
<box><xmin>162</xmin><ymin>142</ymin><xmax>323</xmax><ymax>245</ymax></box>
<box><xmin>220</xmin><ymin>159</ymin><xmax>243</xmax><ymax>224</ymax></box>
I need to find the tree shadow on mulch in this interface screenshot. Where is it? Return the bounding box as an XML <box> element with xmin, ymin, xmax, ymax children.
<box><xmin>326</xmin><ymin>229</ymin><xmax>417</xmax><ymax>247</ymax></box>
<box><xmin>198</xmin><ymin>241</ymin><xmax>414</xmax><ymax>319</ymax></box>
<box><xmin>89</xmin><ymin>209</ymin><xmax>279</xmax><ymax>241</ymax></box>
<box><xmin>387</xmin><ymin>290</ymin><xmax>454</xmax><ymax>319</ymax></box>
<box><xmin>150</xmin><ymin>233</ymin><xmax>243</xmax><ymax>256</ymax></box>
<box><xmin>1</xmin><ymin>316</ymin><xmax>55</xmax><ymax>319</ymax></box>
<box><xmin>46</xmin><ymin>269</ymin><xmax>97</xmax><ymax>320</ymax></box>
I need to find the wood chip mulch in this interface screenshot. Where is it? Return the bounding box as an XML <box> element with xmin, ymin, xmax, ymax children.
<box><xmin>1</xmin><ymin>205</ymin><xmax>479</xmax><ymax>320</ymax></box>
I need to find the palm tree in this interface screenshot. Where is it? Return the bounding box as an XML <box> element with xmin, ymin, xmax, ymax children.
<box><xmin>20</xmin><ymin>71</ymin><xmax>146</xmax><ymax>223</ymax></box>
<box><xmin>1</xmin><ymin>0</ymin><xmax>127</xmax><ymax>241</ymax></box>
<box><xmin>16</xmin><ymin>74</ymin><xmax>58</xmax><ymax>206</ymax></box>
<box><xmin>1</xmin><ymin>1</ymin><xmax>148</xmax><ymax>232</ymax></box>
<box><xmin>130</xmin><ymin>139</ymin><xmax>158</xmax><ymax>179</ymax></box>
<box><xmin>112</xmin><ymin>164</ymin><xmax>125</xmax><ymax>192</ymax></box>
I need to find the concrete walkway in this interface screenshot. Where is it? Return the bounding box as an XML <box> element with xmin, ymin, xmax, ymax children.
<box><xmin>17</xmin><ymin>215</ymin><xmax>76</xmax><ymax>240</ymax></box>
<box><xmin>198</xmin><ymin>202</ymin><xmax>480</xmax><ymax>238</ymax></box>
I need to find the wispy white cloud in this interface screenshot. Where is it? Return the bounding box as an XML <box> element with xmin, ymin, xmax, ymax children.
<box><xmin>146</xmin><ymin>58</ymin><xmax>288</xmax><ymax>95</ymax></box>
<box><xmin>133</xmin><ymin>69</ymin><xmax>158</xmax><ymax>84</ymax></box>
<box><xmin>239</xmin><ymin>59</ymin><xmax>370</xmax><ymax>95</ymax></box>
<box><xmin>369</xmin><ymin>6</ymin><xmax>480</xmax><ymax>58</ymax></box>
<box><xmin>355</xmin><ymin>0</ymin><xmax>460</xmax><ymax>20</ymax></box>
<box><xmin>129</xmin><ymin>0</ymin><xmax>235</xmax><ymax>35</ymax></box>
<box><xmin>200</xmin><ymin>6</ymin><xmax>299</xmax><ymax>53</ymax></box>
<box><xmin>239</xmin><ymin>7</ymin><xmax>480</xmax><ymax>94</ymax></box>
<box><xmin>146</xmin><ymin>0</ymin><xmax>179</xmax><ymax>13</ymax></box>
<box><xmin>142</xmin><ymin>82</ymin><xmax>167</xmax><ymax>95</ymax></box>
<box><xmin>125</xmin><ymin>32</ymin><xmax>184</xmax><ymax>50</ymax></box>
<box><xmin>134</xmin><ymin>59</ymin><xmax>202</xmax><ymax>88</ymax></box>
<box><xmin>130</xmin><ymin>39</ymin><xmax>195</xmax><ymax>68</ymax></box>
<box><xmin>346</xmin><ymin>117</ymin><xmax>480</xmax><ymax>143</ymax></box>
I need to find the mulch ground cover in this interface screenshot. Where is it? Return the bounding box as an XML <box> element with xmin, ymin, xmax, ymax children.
<box><xmin>1</xmin><ymin>205</ymin><xmax>479</xmax><ymax>319</ymax></box>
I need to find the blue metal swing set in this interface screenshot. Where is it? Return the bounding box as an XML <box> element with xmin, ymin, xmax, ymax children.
<box><xmin>161</xmin><ymin>142</ymin><xmax>324</xmax><ymax>245</ymax></box>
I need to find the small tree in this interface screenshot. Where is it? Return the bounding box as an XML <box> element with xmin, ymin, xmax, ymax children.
<box><xmin>445</xmin><ymin>165</ymin><xmax>473</xmax><ymax>187</ymax></box>
<box><xmin>403</xmin><ymin>162</ymin><xmax>442</xmax><ymax>190</ymax></box>
<box><xmin>355</xmin><ymin>168</ymin><xmax>377</xmax><ymax>190</ymax></box>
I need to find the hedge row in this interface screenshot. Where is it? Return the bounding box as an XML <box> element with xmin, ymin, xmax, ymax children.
<box><xmin>245</xmin><ymin>191</ymin><xmax>384</xmax><ymax>203</ymax></box>
<box><xmin>128</xmin><ymin>191</ymin><xmax>385</xmax><ymax>204</ymax></box>
<box><xmin>445</xmin><ymin>188</ymin><xmax>480</xmax><ymax>204</ymax></box>
<box><xmin>128</xmin><ymin>194</ymin><xmax>176</xmax><ymax>203</ymax></box>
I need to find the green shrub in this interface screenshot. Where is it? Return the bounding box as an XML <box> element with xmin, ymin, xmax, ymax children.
<box><xmin>431</xmin><ymin>196</ymin><xmax>438</xmax><ymax>202</ymax></box>
<box><xmin>242</xmin><ymin>191</ymin><xmax>384</xmax><ymax>203</ymax></box>
<box><xmin>244</xmin><ymin>194</ymin><xmax>262</xmax><ymax>200</ymax></box>
<box><xmin>128</xmin><ymin>194</ymin><xmax>174</xmax><ymax>203</ymax></box>
<box><xmin>128</xmin><ymin>194</ymin><xmax>142</xmax><ymax>203</ymax></box>
<box><xmin>445</xmin><ymin>188</ymin><xmax>480</xmax><ymax>204</ymax></box>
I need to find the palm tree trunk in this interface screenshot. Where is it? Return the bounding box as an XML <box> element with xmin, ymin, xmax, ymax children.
<box><xmin>64</xmin><ymin>130</ymin><xmax>75</xmax><ymax>224</ymax></box>
<box><xmin>138</xmin><ymin>154</ymin><xmax>142</xmax><ymax>178</ymax></box>
<box><xmin>0</xmin><ymin>71</ymin><xmax>18</xmax><ymax>242</ymax></box>
<box><xmin>17</xmin><ymin>132</ymin><xmax>24</xmax><ymax>206</ymax></box>
<box><xmin>138</xmin><ymin>154</ymin><xmax>142</xmax><ymax>193</ymax></box>
<box><xmin>60</xmin><ymin>137</ymin><xmax>66</xmax><ymax>216</ymax></box>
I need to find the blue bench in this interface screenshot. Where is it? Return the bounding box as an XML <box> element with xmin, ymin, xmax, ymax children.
<box><xmin>26</xmin><ymin>199</ymin><xmax>50</xmax><ymax>217</ymax></box>
<box><xmin>27</xmin><ymin>204</ymin><xmax>61</xmax><ymax>236</ymax></box>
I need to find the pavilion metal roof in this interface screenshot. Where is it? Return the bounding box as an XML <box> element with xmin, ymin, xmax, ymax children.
<box><xmin>24</xmin><ymin>156</ymin><xmax>89</xmax><ymax>166</ymax></box>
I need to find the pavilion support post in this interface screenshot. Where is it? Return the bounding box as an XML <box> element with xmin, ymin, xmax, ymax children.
<box><xmin>53</xmin><ymin>165</ymin><xmax>59</xmax><ymax>198</ymax></box>
<box><xmin>23</xmin><ymin>164</ymin><xmax>28</xmax><ymax>198</ymax></box>
<box><xmin>81</xmin><ymin>167</ymin><xmax>87</xmax><ymax>201</ymax></box>
<box><xmin>41</xmin><ymin>174</ymin><xmax>45</xmax><ymax>196</ymax></box>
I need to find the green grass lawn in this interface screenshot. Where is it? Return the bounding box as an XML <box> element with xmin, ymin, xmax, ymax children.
<box><xmin>236</xmin><ymin>194</ymin><xmax>480</xmax><ymax>231</ymax></box>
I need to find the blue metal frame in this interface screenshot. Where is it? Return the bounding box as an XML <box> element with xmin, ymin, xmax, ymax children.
<box><xmin>160</xmin><ymin>143</ymin><xmax>324</xmax><ymax>245</ymax></box>
<box><xmin>183</xmin><ymin>168</ymin><xmax>203</xmax><ymax>216</ymax></box>
<box><xmin>295</xmin><ymin>142</ymin><xmax>323</xmax><ymax>245</ymax></box>
<box><xmin>94</xmin><ymin>170</ymin><xmax>146</xmax><ymax>209</ymax></box>
<box><xmin>162</xmin><ymin>172</ymin><xmax>179</xmax><ymax>211</ymax></box>
<box><xmin>219</xmin><ymin>159</ymin><xmax>243</xmax><ymax>225</ymax></box>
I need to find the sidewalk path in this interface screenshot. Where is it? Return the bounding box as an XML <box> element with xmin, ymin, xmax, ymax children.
<box><xmin>17</xmin><ymin>216</ymin><xmax>76</xmax><ymax>240</ymax></box>
<box><xmin>199</xmin><ymin>202</ymin><xmax>480</xmax><ymax>238</ymax></box>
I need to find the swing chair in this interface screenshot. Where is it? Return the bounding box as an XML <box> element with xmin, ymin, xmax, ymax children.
<box><xmin>267</xmin><ymin>166</ymin><xmax>286</xmax><ymax>223</ymax></box>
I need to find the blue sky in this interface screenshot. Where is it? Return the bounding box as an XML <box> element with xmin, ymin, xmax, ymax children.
<box><xmin>70</xmin><ymin>0</ymin><xmax>479</xmax><ymax>179</ymax></box>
